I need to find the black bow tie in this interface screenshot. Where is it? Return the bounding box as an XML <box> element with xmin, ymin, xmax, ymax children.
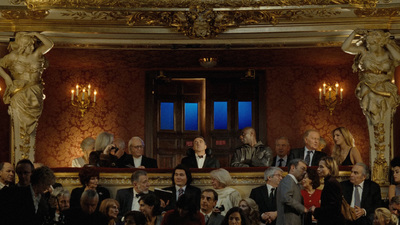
<box><xmin>136</xmin><ymin>193</ymin><xmax>144</xmax><ymax>198</ymax></box>
<box><xmin>198</xmin><ymin>155</ymin><xmax>204</xmax><ymax>158</ymax></box>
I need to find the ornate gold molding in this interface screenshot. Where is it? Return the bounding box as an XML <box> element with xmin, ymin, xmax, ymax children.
<box><xmin>0</xmin><ymin>9</ymin><xmax>48</xmax><ymax>20</ymax></box>
<box><xmin>354</xmin><ymin>8</ymin><xmax>400</xmax><ymax>17</ymax></box>
<box><xmin>25</xmin><ymin>0</ymin><xmax>378</xmax><ymax>10</ymax></box>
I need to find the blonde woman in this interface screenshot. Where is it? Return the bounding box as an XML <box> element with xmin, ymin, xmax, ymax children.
<box><xmin>238</xmin><ymin>198</ymin><xmax>262</xmax><ymax>225</ymax></box>
<box><xmin>210</xmin><ymin>168</ymin><xmax>241</xmax><ymax>216</ymax></box>
<box><xmin>373</xmin><ymin>207</ymin><xmax>398</xmax><ymax>225</ymax></box>
<box><xmin>72</xmin><ymin>137</ymin><xmax>95</xmax><ymax>167</ymax></box>
<box><xmin>331</xmin><ymin>127</ymin><xmax>362</xmax><ymax>165</ymax></box>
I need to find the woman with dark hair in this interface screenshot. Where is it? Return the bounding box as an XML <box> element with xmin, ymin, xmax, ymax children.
<box><xmin>161</xmin><ymin>194</ymin><xmax>205</xmax><ymax>225</ymax></box>
<box><xmin>70</xmin><ymin>166</ymin><xmax>110</xmax><ymax>210</ymax></box>
<box><xmin>301</xmin><ymin>168</ymin><xmax>321</xmax><ymax>225</ymax></box>
<box><xmin>139</xmin><ymin>194</ymin><xmax>162</xmax><ymax>225</ymax></box>
<box><xmin>388</xmin><ymin>157</ymin><xmax>400</xmax><ymax>200</ymax></box>
<box><xmin>162</xmin><ymin>164</ymin><xmax>201</xmax><ymax>211</ymax></box>
<box><xmin>310</xmin><ymin>156</ymin><xmax>344</xmax><ymax>225</ymax></box>
<box><xmin>124</xmin><ymin>211</ymin><xmax>147</xmax><ymax>225</ymax></box>
<box><xmin>221</xmin><ymin>207</ymin><xmax>249</xmax><ymax>225</ymax></box>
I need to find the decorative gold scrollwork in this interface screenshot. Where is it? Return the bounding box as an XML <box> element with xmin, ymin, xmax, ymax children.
<box><xmin>0</xmin><ymin>9</ymin><xmax>49</xmax><ymax>20</ymax></box>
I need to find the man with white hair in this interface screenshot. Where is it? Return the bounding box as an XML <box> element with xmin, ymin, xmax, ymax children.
<box><xmin>250</xmin><ymin>167</ymin><xmax>283</xmax><ymax>225</ymax></box>
<box><xmin>117</xmin><ymin>136</ymin><xmax>157</xmax><ymax>168</ymax></box>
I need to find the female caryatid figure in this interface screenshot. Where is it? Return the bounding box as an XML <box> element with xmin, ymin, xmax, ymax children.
<box><xmin>0</xmin><ymin>32</ymin><xmax>53</xmax><ymax>159</ymax></box>
<box><xmin>342</xmin><ymin>29</ymin><xmax>400</xmax><ymax>125</ymax></box>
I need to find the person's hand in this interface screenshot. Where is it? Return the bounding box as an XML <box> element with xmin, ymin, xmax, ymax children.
<box><xmin>310</xmin><ymin>206</ymin><xmax>316</xmax><ymax>213</ymax></box>
<box><xmin>103</xmin><ymin>144</ymin><xmax>115</xmax><ymax>154</ymax></box>
<box><xmin>114</xmin><ymin>148</ymin><xmax>124</xmax><ymax>159</ymax></box>
<box><xmin>354</xmin><ymin>206</ymin><xmax>365</xmax><ymax>219</ymax></box>
<box><xmin>160</xmin><ymin>199</ymin><xmax>170</xmax><ymax>208</ymax></box>
<box><xmin>265</xmin><ymin>211</ymin><xmax>277</xmax><ymax>222</ymax></box>
<box><xmin>304</xmin><ymin>207</ymin><xmax>309</xmax><ymax>213</ymax></box>
<box><xmin>213</xmin><ymin>208</ymin><xmax>221</xmax><ymax>213</ymax></box>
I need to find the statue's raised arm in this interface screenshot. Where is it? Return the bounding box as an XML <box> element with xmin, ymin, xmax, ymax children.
<box><xmin>0</xmin><ymin>32</ymin><xmax>53</xmax><ymax>161</ymax></box>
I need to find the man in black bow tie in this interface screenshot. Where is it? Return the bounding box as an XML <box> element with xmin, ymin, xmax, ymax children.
<box><xmin>116</xmin><ymin>170</ymin><xmax>152</xmax><ymax>220</ymax></box>
<box><xmin>181</xmin><ymin>136</ymin><xmax>220</xmax><ymax>169</ymax></box>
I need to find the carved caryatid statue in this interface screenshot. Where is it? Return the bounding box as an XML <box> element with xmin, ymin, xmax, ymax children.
<box><xmin>342</xmin><ymin>29</ymin><xmax>400</xmax><ymax>184</ymax></box>
<box><xmin>0</xmin><ymin>32</ymin><xmax>53</xmax><ymax>163</ymax></box>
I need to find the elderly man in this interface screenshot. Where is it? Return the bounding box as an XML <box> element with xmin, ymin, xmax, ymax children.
<box><xmin>181</xmin><ymin>136</ymin><xmax>220</xmax><ymax>168</ymax></box>
<box><xmin>288</xmin><ymin>130</ymin><xmax>327</xmax><ymax>166</ymax></box>
<box><xmin>389</xmin><ymin>196</ymin><xmax>400</xmax><ymax>219</ymax></box>
<box><xmin>0</xmin><ymin>162</ymin><xmax>15</xmax><ymax>190</ymax></box>
<box><xmin>200</xmin><ymin>189</ymin><xmax>224</xmax><ymax>225</ymax></box>
<box><xmin>116</xmin><ymin>170</ymin><xmax>152</xmax><ymax>218</ymax></box>
<box><xmin>15</xmin><ymin>159</ymin><xmax>34</xmax><ymax>187</ymax></box>
<box><xmin>276</xmin><ymin>159</ymin><xmax>308</xmax><ymax>225</ymax></box>
<box><xmin>341</xmin><ymin>162</ymin><xmax>381</xmax><ymax>225</ymax></box>
<box><xmin>271</xmin><ymin>137</ymin><xmax>290</xmax><ymax>167</ymax></box>
<box><xmin>231</xmin><ymin>127</ymin><xmax>273</xmax><ymax>167</ymax></box>
<box><xmin>50</xmin><ymin>187</ymin><xmax>71</xmax><ymax>223</ymax></box>
<box><xmin>117</xmin><ymin>136</ymin><xmax>158</xmax><ymax>168</ymax></box>
<box><xmin>64</xmin><ymin>189</ymin><xmax>107</xmax><ymax>225</ymax></box>
<box><xmin>250</xmin><ymin>167</ymin><xmax>283</xmax><ymax>225</ymax></box>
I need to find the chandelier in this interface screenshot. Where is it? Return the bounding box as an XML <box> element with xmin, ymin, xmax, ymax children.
<box><xmin>319</xmin><ymin>82</ymin><xmax>343</xmax><ymax>115</ymax></box>
<box><xmin>71</xmin><ymin>84</ymin><xmax>97</xmax><ymax>117</ymax></box>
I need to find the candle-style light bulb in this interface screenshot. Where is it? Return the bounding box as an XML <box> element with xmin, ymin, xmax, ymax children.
<box><xmin>319</xmin><ymin>88</ymin><xmax>322</xmax><ymax>100</ymax></box>
<box><xmin>340</xmin><ymin>88</ymin><xmax>343</xmax><ymax>99</ymax></box>
<box><xmin>323</xmin><ymin>83</ymin><xmax>326</xmax><ymax>95</ymax></box>
<box><xmin>76</xmin><ymin>85</ymin><xmax>79</xmax><ymax>96</ymax></box>
<box><xmin>94</xmin><ymin>90</ymin><xmax>97</xmax><ymax>102</ymax></box>
<box><xmin>88</xmin><ymin>84</ymin><xmax>91</xmax><ymax>96</ymax></box>
<box><xmin>328</xmin><ymin>87</ymin><xmax>332</xmax><ymax>99</ymax></box>
<box><xmin>82</xmin><ymin>88</ymin><xmax>85</xmax><ymax>101</ymax></box>
<box><xmin>335</xmin><ymin>82</ymin><xmax>339</xmax><ymax>95</ymax></box>
<box><xmin>71</xmin><ymin>90</ymin><xmax>74</xmax><ymax>101</ymax></box>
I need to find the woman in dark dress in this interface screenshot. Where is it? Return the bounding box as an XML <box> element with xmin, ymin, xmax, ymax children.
<box><xmin>311</xmin><ymin>156</ymin><xmax>344</xmax><ymax>225</ymax></box>
<box><xmin>331</xmin><ymin>127</ymin><xmax>362</xmax><ymax>166</ymax></box>
<box><xmin>70</xmin><ymin>166</ymin><xmax>110</xmax><ymax>210</ymax></box>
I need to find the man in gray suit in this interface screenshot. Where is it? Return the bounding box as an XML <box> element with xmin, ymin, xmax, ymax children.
<box><xmin>200</xmin><ymin>189</ymin><xmax>224</xmax><ymax>225</ymax></box>
<box><xmin>276</xmin><ymin>159</ymin><xmax>308</xmax><ymax>225</ymax></box>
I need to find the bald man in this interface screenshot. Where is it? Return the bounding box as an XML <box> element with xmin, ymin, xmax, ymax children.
<box><xmin>231</xmin><ymin>127</ymin><xmax>273</xmax><ymax>167</ymax></box>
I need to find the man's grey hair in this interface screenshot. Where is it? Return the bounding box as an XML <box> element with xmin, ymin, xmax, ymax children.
<box><xmin>52</xmin><ymin>187</ymin><xmax>71</xmax><ymax>198</ymax></box>
<box><xmin>264</xmin><ymin>167</ymin><xmax>283</xmax><ymax>181</ymax></box>
<box><xmin>81</xmin><ymin>189</ymin><xmax>98</xmax><ymax>201</ymax></box>
<box><xmin>128</xmin><ymin>137</ymin><xmax>144</xmax><ymax>147</ymax></box>
<box><xmin>288</xmin><ymin>158</ymin><xmax>307</xmax><ymax>170</ymax></box>
<box><xmin>114</xmin><ymin>138</ymin><xmax>126</xmax><ymax>150</ymax></box>
<box><xmin>355</xmin><ymin>162</ymin><xmax>370</xmax><ymax>179</ymax></box>
<box><xmin>131</xmin><ymin>170</ymin><xmax>147</xmax><ymax>183</ymax></box>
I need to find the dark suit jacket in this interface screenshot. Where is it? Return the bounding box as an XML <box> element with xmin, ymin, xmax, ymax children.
<box><xmin>0</xmin><ymin>185</ymin><xmax>50</xmax><ymax>225</ymax></box>
<box><xmin>341</xmin><ymin>179</ymin><xmax>382</xmax><ymax>225</ymax></box>
<box><xmin>271</xmin><ymin>156</ymin><xmax>288</xmax><ymax>167</ymax></box>
<box><xmin>116</xmin><ymin>153</ymin><xmax>158</xmax><ymax>168</ymax></box>
<box><xmin>163</xmin><ymin>185</ymin><xmax>201</xmax><ymax>211</ymax></box>
<box><xmin>313</xmin><ymin>176</ymin><xmax>344</xmax><ymax>225</ymax></box>
<box><xmin>115</xmin><ymin>187</ymin><xmax>154</xmax><ymax>218</ymax></box>
<box><xmin>250</xmin><ymin>184</ymin><xmax>277</xmax><ymax>225</ymax></box>
<box><xmin>287</xmin><ymin>148</ymin><xmax>327</xmax><ymax>166</ymax></box>
<box><xmin>70</xmin><ymin>186</ymin><xmax>110</xmax><ymax>210</ymax></box>
<box><xmin>181</xmin><ymin>148</ymin><xmax>220</xmax><ymax>169</ymax></box>
<box><xmin>207</xmin><ymin>212</ymin><xmax>224</xmax><ymax>225</ymax></box>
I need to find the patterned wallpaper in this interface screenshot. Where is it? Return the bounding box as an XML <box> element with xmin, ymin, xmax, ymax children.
<box><xmin>0</xmin><ymin>47</ymin><xmax>379</xmax><ymax>166</ymax></box>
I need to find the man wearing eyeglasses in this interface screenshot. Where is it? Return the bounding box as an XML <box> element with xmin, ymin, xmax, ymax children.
<box><xmin>117</xmin><ymin>136</ymin><xmax>158</xmax><ymax>168</ymax></box>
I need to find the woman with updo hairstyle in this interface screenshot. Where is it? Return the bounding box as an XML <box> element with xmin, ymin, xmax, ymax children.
<box><xmin>331</xmin><ymin>127</ymin><xmax>363</xmax><ymax>165</ymax></box>
<box><xmin>210</xmin><ymin>168</ymin><xmax>241</xmax><ymax>216</ymax></box>
<box><xmin>388</xmin><ymin>157</ymin><xmax>400</xmax><ymax>200</ymax></box>
<box><xmin>70</xmin><ymin>165</ymin><xmax>110</xmax><ymax>210</ymax></box>
<box><xmin>311</xmin><ymin>156</ymin><xmax>344</xmax><ymax>225</ymax></box>
<box><xmin>221</xmin><ymin>207</ymin><xmax>249</xmax><ymax>225</ymax></box>
<box><xmin>72</xmin><ymin>137</ymin><xmax>95</xmax><ymax>167</ymax></box>
<box><xmin>99</xmin><ymin>198</ymin><xmax>120</xmax><ymax>225</ymax></box>
<box><xmin>373</xmin><ymin>207</ymin><xmax>398</xmax><ymax>225</ymax></box>
<box><xmin>238</xmin><ymin>198</ymin><xmax>262</xmax><ymax>225</ymax></box>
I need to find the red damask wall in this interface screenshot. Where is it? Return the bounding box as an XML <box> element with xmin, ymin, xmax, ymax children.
<box><xmin>0</xmin><ymin>47</ymin><xmax>373</xmax><ymax>166</ymax></box>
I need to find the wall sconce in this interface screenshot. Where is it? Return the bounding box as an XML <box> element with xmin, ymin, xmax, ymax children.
<box><xmin>319</xmin><ymin>82</ymin><xmax>343</xmax><ymax>115</ymax></box>
<box><xmin>71</xmin><ymin>84</ymin><xmax>97</xmax><ymax>117</ymax></box>
<box><xmin>199</xmin><ymin>57</ymin><xmax>217</xmax><ymax>68</ymax></box>
<box><xmin>243</xmin><ymin>69</ymin><xmax>256</xmax><ymax>79</ymax></box>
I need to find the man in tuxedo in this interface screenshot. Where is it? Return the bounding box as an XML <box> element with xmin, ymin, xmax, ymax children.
<box><xmin>231</xmin><ymin>127</ymin><xmax>273</xmax><ymax>167</ymax></box>
<box><xmin>0</xmin><ymin>162</ymin><xmax>15</xmax><ymax>190</ymax></box>
<box><xmin>341</xmin><ymin>163</ymin><xmax>381</xmax><ymax>225</ymax></box>
<box><xmin>250</xmin><ymin>167</ymin><xmax>283</xmax><ymax>225</ymax></box>
<box><xmin>15</xmin><ymin>159</ymin><xmax>34</xmax><ymax>187</ymax></box>
<box><xmin>181</xmin><ymin>136</ymin><xmax>220</xmax><ymax>168</ymax></box>
<box><xmin>276</xmin><ymin>159</ymin><xmax>308</xmax><ymax>225</ymax></box>
<box><xmin>1</xmin><ymin>166</ymin><xmax>55</xmax><ymax>225</ymax></box>
<box><xmin>271</xmin><ymin>137</ymin><xmax>290</xmax><ymax>167</ymax></box>
<box><xmin>163</xmin><ymin>164</ymin><xmax>201</xmax><ymax>211</ymax></box>
<box><xmin>117</xmin><ymin>136</ymin><xmax>158</xmax><ymax>168</ymax></box>
<box><xmin>116</xmin><ymin>170</ymin><xmax>151</xmax><ymax>218</ymax></box>
<box><xmin>288</xmin><ymin>130</ymin><xmax>327</xmax><ymax>166</ymax></box>
<box><xmin>200</xmin><ymin>189</ymin><xmax>224</xmax><ymax>225</ymax></box>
